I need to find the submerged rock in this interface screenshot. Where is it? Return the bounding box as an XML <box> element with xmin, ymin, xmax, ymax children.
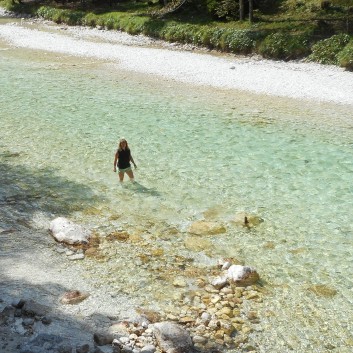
<box><xmin>107</xmin><ymin>231</ymin><xmax>130</xmax><ymax>241</ymax></box>
<box><xmin>188</xmin><ymin>221</ymin><xmax>226</xmax><ymax>236</ymax></box>
<box><xmin>136</xmin><ymin>308</ymin><xmax>161</xmax><ymax>323</ymax></box>
<box><xmin>184</xmin><ymin>236</ymin><xmax>212</xmax><ymax>251</ymax></box>
<box><xmin>307</xmin><ymin>284</ymin><xmax>338</xmax><ymax>298</ymax></box>
<box><xmin>231</xmin><ymin>212</ymin><xmax>264</xmax><ymax>228</ymax></box>
<box><xmin>49</xmin><ymin>217</ymin><xmax>91</xmax><ymax>245</ymax></box>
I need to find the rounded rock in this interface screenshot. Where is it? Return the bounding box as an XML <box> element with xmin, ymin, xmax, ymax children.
<box><xmin>76</xmin><ymin>344</ymin><xmax>90</xmax><ymax>353</ymax></box>
<box><xmin>140</xmin><ymin>345</ymin><xmax>156</xmax><ymax>353</ymax></box>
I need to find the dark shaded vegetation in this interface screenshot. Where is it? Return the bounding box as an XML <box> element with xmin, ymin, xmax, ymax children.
<box><xmin>1</xmin><ymin>0</ymin><xmax>353</xmax><ymax>68</ymax></box>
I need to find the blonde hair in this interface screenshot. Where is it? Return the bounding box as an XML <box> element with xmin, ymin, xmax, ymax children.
<box><xmin>118</xmin><ymin>138</ymin><xmax>129</xmax><ymax>151</ymax></box>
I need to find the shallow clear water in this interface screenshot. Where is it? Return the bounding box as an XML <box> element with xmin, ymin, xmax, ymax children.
<box><xmin>0</xmin><ymin>39</ymin><xmax>352</xmax><ymax>352</ymax></box>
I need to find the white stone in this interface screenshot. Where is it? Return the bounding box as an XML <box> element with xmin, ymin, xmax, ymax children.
<box><xmin>67</xmin><ymin>253</ymin><xmax>85</xmax><ymax>261</ymax></box>
<box><xmin>200</xmin><ymin>312</ymin><xmax>211</xmax><ymax>323</ymax></box>
<box><xmin>227</xmin><ymin>265</ymin><xmax>259</xmax><ymax>286</ymax></box>
<box><xmin>49</xmin><ymin>217</ymin><xmax>90</xmax><ymax>245</ymax></box>
<box><xmin>221</xmin><ymin>261</ymin><xmax>232</xmax><ymax>270</ymax></box>
<box><xmin>193</xmin><ymin>335</ymin><xmax>207</xmax><ymax>344</ymax></box>
<box><xmin>173</xmin><ymin>277</ymin><xmax>187</xmax><ymax>287</ymax></box>
<box><xmin>119</xmin><ymin>336</ymin><xmax>130</xmax><ymax>344</ymax></box>
<box><xmin>210</xmin><ymin>275</ymin><xmax>228</xmax><ymax>290</ymax></box>
<box><xmin>140</xmin><ymin>345</ymin><xmax>156</xmax><ymax>353</ymax></box>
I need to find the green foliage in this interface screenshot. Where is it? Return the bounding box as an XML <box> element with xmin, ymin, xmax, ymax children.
<box><xmin>190</xmin><ymin>27</ymin><xmax>213</xmax><ymax>46</ymax></box>
<box><xmin>36</xmin><ymin>6</ymin><xmax>84</xmax><ymax>25</ymax></box>
<box><xmin>309</xmin><ymin>33</ymin><xmax>350</xmax><ymax>64</ymax></box>
<box><xmin>81</xmin><ymin>13</ymin><xmax>98</xmax><ymax>28</ymax></box>
<box><xmin>209</xmin><ymin>28</ymin><xmax>226</xmax><ymax>48</ymax></box>
<box><xmin>337</xmin><ymin>39</ymin><xmax>353</xmax><ymax>69</ymax></box>
<box><xmin>205</xmin><ymin>0</ymin><xmax>239</xmax><ymax>20</ymax></box>
<box><xmin>36</xmin><ymin>6</ymin><xmax>60</xmax><ymax>21</ymax></box>
<box><xmin>141</xmin><ymin>20</ymin><xmax>166</xmax><ymax>38</ymax></box>
<box><xmin>215</xmin><ymin>0</ymin><xmax>239</xmax><ymax>20</ymax></box>
<box><xmin>1</xmin><ymin>0</ymin><xmax>34</xmax><ymax>14</ymax></box>
<box><xmin>205</xmin><ymin>0</ymin><xmax>219</xmax><ymax>15</ymax></box>
<box><xmin>224</xmin><ymin>30</ymin><xmax>257</xmax><ymax>53</ymax></box>
<box><xmin>258</xmin><ymin>32</ymin><xmax>311</xmax><ymax>60</ymax></box>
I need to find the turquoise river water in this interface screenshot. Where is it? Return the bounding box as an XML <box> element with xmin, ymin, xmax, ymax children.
<box><xmin>0</xmin><ymin>26</ymin><xmax>352</xmax><ymax>353</ymax></box>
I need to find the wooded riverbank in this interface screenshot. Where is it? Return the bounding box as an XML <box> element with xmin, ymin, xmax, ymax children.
<box><xmin>2</xmin><ymin>0</ymin><xmax>353</xmax><ymax>70</ymax></box>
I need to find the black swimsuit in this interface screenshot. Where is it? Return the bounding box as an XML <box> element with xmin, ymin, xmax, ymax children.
<box><xmin>117</xmin><ymin>149</ymin><xmax>131</xmax><ymax>170</ymax></box>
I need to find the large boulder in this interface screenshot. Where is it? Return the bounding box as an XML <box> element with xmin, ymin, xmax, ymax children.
<box><xmin>152</xmin><ymin>322</ymin><xmax>193</xmax><ymax>353</ymax></box>
<box><xmin>49</xmin><ymin>217</ymin><xmax>90</xmax><ymax>245</ymax></box>
<box><xmin>188</xmin><ymin>221</ymin><xmax>226</xmax><ymax>236</ymax></box>
<box><xmin>227</xmin><ymin>265</ymin><xmax>259</xmax><ymax>286</ymax></box>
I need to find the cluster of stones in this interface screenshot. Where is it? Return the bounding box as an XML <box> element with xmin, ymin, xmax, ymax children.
<box><xmin>48</xmin><ymin>217</ymin><xmax>263</xmax><ymax>352</ymax></box>
<box><xmin>161</xmin><ymin>284</ymin><xmax>262</xmax><ymax>351</ymax></box>
<box><xmin>151</xmin><ymin>260</ymin><xmax>262</xmax><ymax>352</ymax></box>
<box><xmin>89</xmin><ymin>261</ymin><xmax>262</xmax><ymax>353</ymax></box>
<box><xmin>0</xmin><ymin>296</ymin><xmax>193</xmax><ymax>353</ymax></box>
<box><xmin>0</xmin><ymin>298</ymin><xmax>52</xmax><ymax>334</ymax></box>
<box><xmin>0</xmin><ymin>298</ymin><xmax>80</xmax><ymax>353</ymax></box>
<box><xmin>94</xmin><ymin>321</ymin><xmax>194</xmax><ymax>353</ymax></box>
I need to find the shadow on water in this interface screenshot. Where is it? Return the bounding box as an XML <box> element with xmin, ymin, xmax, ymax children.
<box><xmin>123</xmin><ymin>181</ymin><xmax>162</xmax><ymax>197</ymax></box>
<box><xmin>0</xmin><ymin>155</ymin><xmax>103</xmax><ymax>229</ymax></box>
<box><xmin>0</xmin><ymin>154</ymin><xmax>123</xmax><ymax>350</ymax></box>
<box><xmin>0</xmin><ymin>156</ymin><xmax>219</xmax><ymax>353</ymax></box>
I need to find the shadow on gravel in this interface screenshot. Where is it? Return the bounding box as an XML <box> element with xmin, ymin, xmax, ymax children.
<box><xmin>0</xmin><ymin>158</ymin><xmax>102</xmax><ymax>230</ymax></box>
<box><xmin>0</xmin><ymin>275</ymin><xmax>108</xmax><ymax>352</ymax></box>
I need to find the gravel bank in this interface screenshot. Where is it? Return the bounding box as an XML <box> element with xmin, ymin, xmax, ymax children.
<box><xmin>0</xmin><ymin>18</ymin><xmax>353</xmax><ymax>106</ymax></box>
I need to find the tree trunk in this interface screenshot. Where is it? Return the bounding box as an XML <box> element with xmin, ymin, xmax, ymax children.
<box><xmin>249</xmin><ymin>0</ymin><xmax>253</xmax><ymax>23</ymax></box>
<box><xmin>239</xmin><ymin>0</ymin><xmax>244</xmax><ymax>21</ymax></box>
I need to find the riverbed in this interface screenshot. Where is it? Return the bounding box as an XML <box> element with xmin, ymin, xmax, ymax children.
<box><xmin>1</xmin><ymin>13</ymin><xmax>352</xmax><ymax>353</ymax></box>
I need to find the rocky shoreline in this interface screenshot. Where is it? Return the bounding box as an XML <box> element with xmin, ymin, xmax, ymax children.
<box><xmin>1</xmin><ymin>212</ymin><xmax>265</xmax><ymax>353</ymax></box>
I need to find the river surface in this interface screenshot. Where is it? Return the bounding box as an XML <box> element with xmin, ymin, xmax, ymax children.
<box><xmin>0</xmin><ymin>18</ymin><xmax>353</xmax><ymax>353</ymax></box>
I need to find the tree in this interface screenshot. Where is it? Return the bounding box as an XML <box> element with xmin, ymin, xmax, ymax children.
<box><xmin>239</xmin><ymin>0</ymin><xmax>244</xmax><ymax>21</ymax></box>
<box><xmin>331</xmin><ymin>0</ymin><xmax>353</xmax><ymax>33</ymax></box>
<box><xmin>239</xmin><ymin>0</ymin><xmax>254</xmax><ymax>23</ymax></box>
<box><xmin>249</xmin><ymin>0</ymin><xmax>253</xmax><ymax>23</ymax></box>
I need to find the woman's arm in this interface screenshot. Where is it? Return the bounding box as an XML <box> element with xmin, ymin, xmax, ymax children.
<box><xmin>113</xmin><ymin>151</ymin><xmax>119</xmax><ymax>172</ymax></box>
<box><xmin>130</xmin><ymin>153</ymin><xmax>137</xmax><ymax>169</ymax></box>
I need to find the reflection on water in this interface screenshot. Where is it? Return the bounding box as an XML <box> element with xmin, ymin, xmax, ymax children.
<box><xmin>0</xmin><ymin>42</ymin><xmax>352</xmax><ymax>352</ymax></box>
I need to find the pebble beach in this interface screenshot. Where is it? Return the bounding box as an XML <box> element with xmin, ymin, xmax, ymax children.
<box><xmin>1</xmin><ymin>9</ymin><xmax>353</xmax><ymax>106</ymax></box>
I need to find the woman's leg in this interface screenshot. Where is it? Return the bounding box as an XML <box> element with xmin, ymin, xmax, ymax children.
<box><xmin>126</xmin><ymin>169</ymin><xmax>135</xmax><ymax>181</ymax></box>
<box><xmin>118</xmin><ymin>171</ymin><xmax>125</xmax><ymax>182</ymax></box>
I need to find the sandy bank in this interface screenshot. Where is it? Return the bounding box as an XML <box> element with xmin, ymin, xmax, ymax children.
<box><xmin>1</xmin><ymin>19</ymin><xmax>353</xmax><ymax>106</ymax></box>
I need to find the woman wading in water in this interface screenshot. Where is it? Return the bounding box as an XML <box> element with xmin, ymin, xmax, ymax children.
<box><xmin>113</xmin><ymin>138</ymin><xmax>137</xmax><ymax>182</ymax></box>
